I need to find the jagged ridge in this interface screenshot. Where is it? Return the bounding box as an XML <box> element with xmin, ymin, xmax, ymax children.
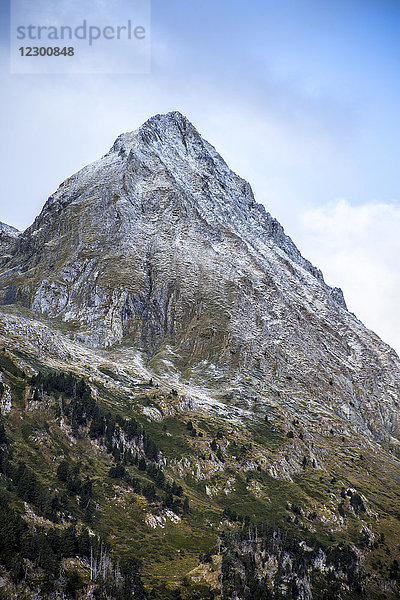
<box><xmin>1</xmin><ymin>113</ymin><xmax>400</xmax><ymax>598</ymax></box>
<box><xmin>0</xmin><ymin>111</ymin><xmax>399</xmax><ymax>454</ymax></box>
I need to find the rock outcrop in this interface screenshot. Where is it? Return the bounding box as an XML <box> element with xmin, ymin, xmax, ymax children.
<box><xmin>1</xmin><ymin>111</ymin><xmax>399</xmax><ymax>451</ymax></box>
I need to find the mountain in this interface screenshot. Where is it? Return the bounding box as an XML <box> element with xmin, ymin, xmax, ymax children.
<box><xmin>0</xmin><ymin>221</ymin><xmax>20</xmax><ymax>269</ymax></box>
<box><xmin>0</xmin><ymin>221</ymin><xmax>20</xmax><ymax>237</ymax></box>
<box><xmin>0</xmin><ymin>112</ymin><xmax>400</xmax><ymax>600</ymax></box>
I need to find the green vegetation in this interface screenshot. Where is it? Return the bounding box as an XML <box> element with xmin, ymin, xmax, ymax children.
<box><xmin>0</xmin><ymin>349</ymin><xmax>399</xmax><ymax>599</ymax></box>
<box><xmin>221</xmin><ymin>523</ymin><xmax>364</xmax><ymax>600</ymax></box>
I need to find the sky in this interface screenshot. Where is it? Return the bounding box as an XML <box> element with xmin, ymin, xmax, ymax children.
<box><xmin>0</xmin><ymin>0</ymin><xmax>399</xmax><ymax>353</ymax></box>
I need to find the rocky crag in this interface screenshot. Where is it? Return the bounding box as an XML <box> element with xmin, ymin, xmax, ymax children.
<box><xmin>0</xmin><ymin>112</ymin><xmax>400</xmax><ymax>600</ymax></box>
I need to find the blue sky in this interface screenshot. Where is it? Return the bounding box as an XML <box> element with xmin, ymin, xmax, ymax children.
<box><xmin>0</xmin><ymin>0</ymin><xmax>400</xmax><ymax>352</ymax></box>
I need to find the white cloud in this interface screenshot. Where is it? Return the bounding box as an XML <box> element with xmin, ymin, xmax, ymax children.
<box><xmin>298</xmin><ymin>198</ymin><xmax>400</xmax><ymax>354</ymax></box>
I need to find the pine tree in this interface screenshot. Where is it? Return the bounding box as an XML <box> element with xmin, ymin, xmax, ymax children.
<box><xmin>57</xmin><ymin>459</ymin><xmax>70</xmax><ymax>482</ymax></box>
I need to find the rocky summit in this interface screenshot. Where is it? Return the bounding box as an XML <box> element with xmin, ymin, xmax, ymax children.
<box><xmin>0</xmin><ymin>112</ymin><xmax>400</xmax><ymax>600</ymax></box>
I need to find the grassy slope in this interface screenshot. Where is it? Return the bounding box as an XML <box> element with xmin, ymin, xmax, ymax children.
<box><xmin>1</xmin><ymin>346</ymin><xmax>400</xmax><ymax>599</ymax></box>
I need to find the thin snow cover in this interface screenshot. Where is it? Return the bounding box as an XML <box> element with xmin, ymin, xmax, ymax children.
<box><xmin>0</xmin><ymin>221</ymin><xmax>20</xmax><ymax>237</ymax></box>
<box><xmin>1</xmin><ymin>111</ymin><xmax>400</xmax><ymax>448</ymax></box>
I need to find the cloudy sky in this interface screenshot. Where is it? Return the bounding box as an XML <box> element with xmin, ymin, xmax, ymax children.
<box><xmin>0</xmin><ymin>0</ymin><xmax>399</xmax><ymax>353</ymax></box>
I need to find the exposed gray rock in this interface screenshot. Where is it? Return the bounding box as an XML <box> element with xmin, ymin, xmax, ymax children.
<box><xmin>0</xmin><ymin>222</ymin><xmax>20</xmax><ymax>238</ymax></box>
<box><xmin>1</xmin><ymin>111</ymin><xmax>400</xmax><ymax>453</ymax></box>
<box><xmin>0</xmin><ymin>222</ymin><xmax>20</xmax><ymax>269</ymax></box>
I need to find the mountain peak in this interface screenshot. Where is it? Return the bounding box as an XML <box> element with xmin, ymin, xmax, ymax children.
<box><xmin>0</xmin><ymin>222</ymin><xmax>20</xmax><ymax>238</ymax></box>
<box><xmin>1</xmin><ymin>111</ymin><xmax>350</xmax><ymax>345</ymax></box>
<box><xmin>2</xmin><ymin>112</ymin><xmax>400</xmax><ymax>600</ymax></box>
<box><xmin>142</xmin><ymin>110</ymin><xmax>191</xmax><ymax>128</ymax></box>
<box><xmin>138</xmin><ymin>110</ymin><xmax>194</xmax><ymax>140</ymax></box>
<box><xmin>109</xmin><ymin>110</ymin><xmax>205</xmax><ymax>159</ymax></box>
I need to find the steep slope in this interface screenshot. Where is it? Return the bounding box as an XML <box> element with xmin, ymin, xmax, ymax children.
<box><xmin>0</xmin><ymin>111</ymin><xmax>399</xmax><ymax>452</ymax></box>
<box><xmin>1</xmin><ymin>112</ymin><xmax>400</xmax><ymax>599</ymax></box>
<box><xmin>0</xmin><ymin>221</ymin><xmax>20</xmax><ymax>237</ymax></box>
<box><xmin>0</xmin><ymin>221</ymin><xmax>20</xmax><ymax>269</ymax></box>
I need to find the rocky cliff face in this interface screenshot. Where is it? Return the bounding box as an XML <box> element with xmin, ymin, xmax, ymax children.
<box><xmin>0</xmin><ymin>221</ymin><xmax>20</xmax><ymax>269</ymax></box>
<box><xmin>0</xmin><ymin>111</ymin><xmax>335</xmax><ymax>340</ymax></box>
<box><xmin>1</xmin><ymin>112</ymin><xmax>400</xmax><ymax>599</ymax></box>
<box><xmin>1</xmin><ymin>111</ymin><xmax>399</xmax><ymax>452</ymax></box>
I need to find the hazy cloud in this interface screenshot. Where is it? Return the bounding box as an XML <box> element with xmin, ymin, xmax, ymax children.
<box><xmin>299</xmin><ymin>199</ymin><xmax>400</xmax><ymax>354</ymax></box>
